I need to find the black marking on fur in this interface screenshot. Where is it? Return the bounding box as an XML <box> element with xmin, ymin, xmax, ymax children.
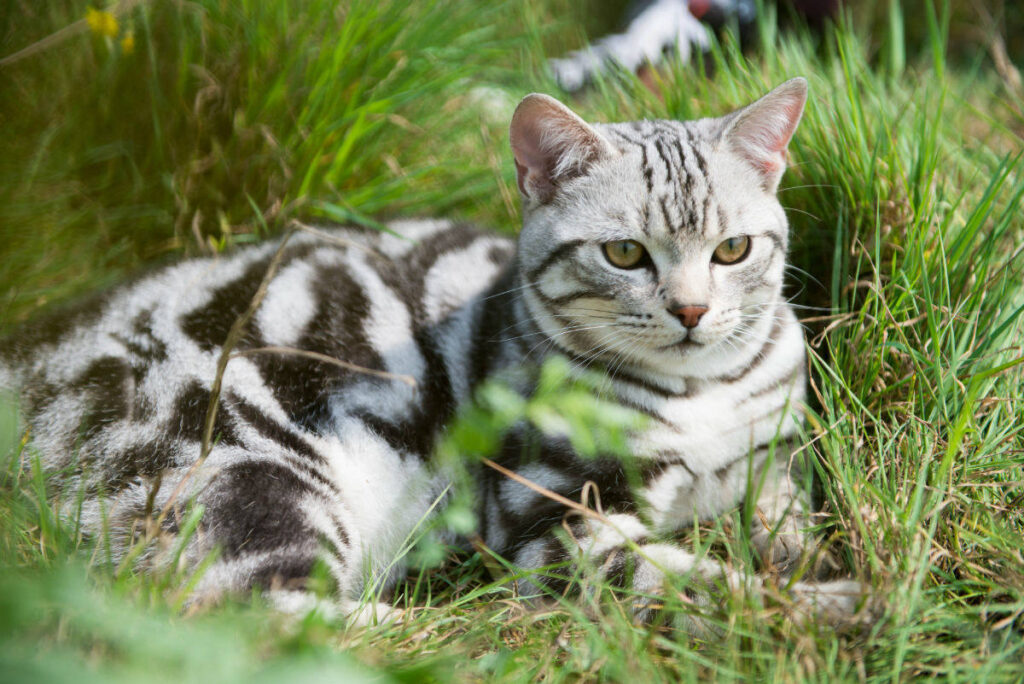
<box><xmin>230</xmin><ymin>396</ymin><xmax>340</xmax><ymax>493</ymax></box>
<box><xmin>162</xmin><ymin>506</ymin><xmax>180</xmax><ymax>535</ymax></box>
<box><xmin>691</xmin><ymin>142</ymin><xmax>709</xmax><ymax>178</ymax></box>
<box><xmin>719</xmin><ymin>315</ymin><xmax>783</xmax><ymax>384</ymax></box>
<box><xmin>603</xmin><ymin>547</ymin><xmax>636</xmax><ymax>589</ymax></box>
<box><xmin>19</xmin><ymin>374</ymin><xmax>62</xmax><ymax>417</ymax></box>
<box><xmin>737</xmin><ymin>365</ymin><xmax>801</xmax><ymax>407</ymax></box>
<box><xmin>232</xmin><ymin>397</ymin><xmax>323</xmax><ymax>465</ymax></box>
<box><xmin>716</xmin><ymin>205</ymin><xmax>730</xmax><ymax>241</ymax></box>
<box><xmin>531</xmin><ymin>537</ymin><xmax>572</xmax><ymax>596</ymax></box>
<box><xmin>641</xmin><ymin>145</ymin><xmax>654</xmax><ymax>193</ymax></box>
<box><xmin>328</xmin><ymin>509</ymin><xmax>351</xmax><ymax>549</ymax></box>
<box><xmin>540</xmin><ymin>339</ymin><xmax>684</xmax><ymax>398</ymax></box>
<box><xmin>73</xmin><ymin>356</ymin><xmax>134</xmax><ymax>440</ymax></box>
<box><xmin>254</xmin><ymin>262</ymin><xmax>381</xmax><ymax>432</ymax></box>
<box><xmin>714</xmin><ymin>461</ymin><xmax>735</xmax><ymax>485</ymax></box>
<box><xmin>761</xmin><ymin>231</ymin><xmax>786</xmax><ymax>253</ymax></box>
<box><xmin>180</xmin><ymin>243</ymin><xmax>316</xmax><ymax>351</ymax></box>
<box><xmin>101</xmin><ymin>440</ymin><xmax>178</xmax><ymax>492</ymax></box>
<box><xmin>526</xmin><ymin>240</ymin><xmax>587</xmax><ymax>284</ymax></box>
<box><xmin>638</xmin><ymin>201</ymin><xmax>652</xmax><ymax>238</ymax></box>
<box><xmin>545</xmin><ymin>288</ymin><xmax>617</xmax><ymax>308</ymax></box>
<box><xmin>127</xmin><ymin>309</ymin><xmax>168</xmax><ymax>363</ymax></box>
<box><xmin>653</xmin><ymin>138</ymin><xmax>674</xmax><ymax>183</ymax></box>
<box><xmin>385</xmin><ymin>222</ymin><xmax>483</xmax><ymax>323</ymax></box>
<box><xmin>488</xmin><ymin>243</ymin><xmax>514</xmax><ymax>267</ymax></box>
<box><xmin>181</xmin><ymin>257</ymin><xmax>273</xmax><ymax>352</ymax></box>
<box><xmin>108</xmin><ymin>310</ymin><xmax>169</xmax><ymax>387</ymax></box>
<box><xmin>202</xmin><ymin>460</ymin><xmax>316</xmax><ymax>559</ymax></box>
<box><xmin>658</xmin><ymin>196</ymin><xmax>675</xmax><ymax>235</ymax></box>
<box><xmin>359</xmin><ymin>327</ymin><xmax>455</xmax><ymax>459</ymax></box>
<box><xmin>249</xmin><ymin>554</ymin><xmax>318</xmax><ymax>592</ymax></box>
<box><xmin>645</xmin><ymin>453</ymin><xmax>698</xmax><ymax>480</ymax></box>
<box><xmin>488</xmin><ymin>432</ymin><xmax>637</xmax><ymax>558</ymax></box>
<box><xmin>469</xmin><ymin>268</ymin><xmax>519</xmax><ymax>389</ymax></box>
<box><xmin>673</xmin><ymin>138</ymin><xmax>692</xmax><ymax>189</ymax></box>
<box><xmin>693</xmin><ymin>191</ymin><xmax>706</xmax><ymax>237</ymax></box>
<box><xmin>607</xmin><ymin>126</ymin><xmax>645</xmax><ymax>149</ymax></box>
<box><xmin>171</xmin><ymin>380</ymin><xmax>241</xmax><ymax>447</ymax></box>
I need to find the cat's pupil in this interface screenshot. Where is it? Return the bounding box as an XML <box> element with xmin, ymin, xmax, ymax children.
<box><xmin>712</xmin><ymin>236</ymin><xmax>750</xmax><ymax>264</ymax></box>
<box><xmin>604</xmin><ymin>240</ymin><xmax>645</xmax><ymax>268</ymax></box>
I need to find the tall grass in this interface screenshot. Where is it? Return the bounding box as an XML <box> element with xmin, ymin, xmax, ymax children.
<box><xmin>0</xmin><ymin>0</ymin><xmax>524</xmax><ymax>324</ymax></box>
<box><xmin>1</xmin><ymin>0</ymin><xmax>1023</xmax><ymax>680</ymax></box>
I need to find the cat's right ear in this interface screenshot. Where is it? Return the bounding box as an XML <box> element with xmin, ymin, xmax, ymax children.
<box><xmin>719</xmin><ymin>78</ymin><xmax>807</xmax><ymax>194</ymax></box>
<box><xmin>510</xmin><ymin>94</ymin><xmax>614</xmax><ymax>205</ymax></box>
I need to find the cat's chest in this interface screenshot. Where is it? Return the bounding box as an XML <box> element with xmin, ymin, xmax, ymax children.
<box><xmin>630</xmin><ymin>371</ymin><xmax>804</xmax><ymax>473</ymax></box>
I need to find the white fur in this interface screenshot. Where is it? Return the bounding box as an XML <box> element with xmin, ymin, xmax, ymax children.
<box><xmin>256</xmin><ymin>259</ymin><xmax>318</xmax><ymax>347</ymax></box>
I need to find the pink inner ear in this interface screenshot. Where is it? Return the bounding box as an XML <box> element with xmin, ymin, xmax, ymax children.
<box><xmin>510</xmin><ymin>94</ymin><xmax>608</xmax><ymax>203</ymax></box>
<box><xmin>753</xmin><ymin>157</ymin><xmax>782</xmax><ymax>178</ymax></box>
<box><xmin>727</xmin><ymin>81</ymin><xmax>807</xmax><ymax>190</ymax></box>
<box><xmin>513</xmin><ymin>158</ymin><xmax>529</xmax><ymax>196</ymax></box>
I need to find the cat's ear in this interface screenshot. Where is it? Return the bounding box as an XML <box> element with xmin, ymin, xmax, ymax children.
<box><xmin>510</xmin><ymin>93</ymin><xmax>615</xmax><ymax>205</ymax></box>
<box><xmin>721</xmin><ymin>78</ymin><xmax>807</xmax><ymax>193</ymax></box>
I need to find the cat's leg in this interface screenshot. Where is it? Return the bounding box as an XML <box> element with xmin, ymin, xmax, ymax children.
<box><xmin>510</xmin><ymin>510</ymin><xmax>864</xmax><ymax>631</ymax></box>
<box><xmin>268</xmin><ymin>589</ymin><xmax>400</xmax><ymax>627</ymax></box>
<box><xmin>84</xmin><ymin>425</ymin><xmax>378</xmax><ymax>622</ymax></box>
<box><xmin>485</xmin><ymin>451</ymin><xmax>864</xmax><ymax>629</ymax></box>
<box><xmin>512</xmin><ymin>512</ymin><xmax>732</xmax><ymax>611</ymax></box>
<box><xmin>747</xmin><ymin>449</ymin><xmax>812</xmax><ymax>574</ymax></box>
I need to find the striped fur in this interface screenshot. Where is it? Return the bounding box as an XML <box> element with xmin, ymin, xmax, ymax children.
<box><xmin>0</xmin><ymin>81</ymin><xmax>864</xmax><ymax>624</ymax></box>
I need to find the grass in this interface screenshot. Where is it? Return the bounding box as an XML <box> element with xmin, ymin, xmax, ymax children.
<box><xmin>2</xmin><ymin>0</ymin><xmax>1024</xmax><ymax>680</ymax></box>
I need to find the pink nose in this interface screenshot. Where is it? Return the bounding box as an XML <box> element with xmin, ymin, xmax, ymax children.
<box><xmin>673</xmin><ymin>305</ymin><xmax>708</xmax><ymax>329</ymax></box>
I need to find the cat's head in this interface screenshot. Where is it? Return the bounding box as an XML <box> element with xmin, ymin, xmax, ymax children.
<box><xmin>509</xmin><ymin>79</ymin><xmax>807</xmax><ymax>384</ymax></box>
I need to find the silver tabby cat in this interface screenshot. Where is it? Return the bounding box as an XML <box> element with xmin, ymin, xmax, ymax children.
<box><xmin>1</xmin><ymin>79</ymin><xmax>863</xmax><ymax>624</ymax></box>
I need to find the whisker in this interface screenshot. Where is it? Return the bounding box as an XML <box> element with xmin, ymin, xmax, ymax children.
<box><xmin>784</xmin><ymin>263</ymin><xmax>826</xmax><ymax>291</ymax></box>
<box><xmin>781</xmin><ymin>206</ymin><xmax>822</xmax><ymax>222</ymax></box>
<box><xmin>777</xmin><ymin>183</ymin><xmax>838</xmax><ymax>193</ymax></box>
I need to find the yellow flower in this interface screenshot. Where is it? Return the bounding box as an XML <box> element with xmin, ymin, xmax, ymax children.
<box><xmin>86</xmin><ymin>7</ymin><xmax>119</xmax><ymax>38</ymax></box>
<box><xmin>121</xmin><ymin>31</ymin><xmax>135</xmax><ymax>54</ymax></box>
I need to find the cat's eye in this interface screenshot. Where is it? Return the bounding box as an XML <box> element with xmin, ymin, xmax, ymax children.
<box><xmin>712</xmin><ymin>236</ymin><xmax>751</xmax><ymax>265</ymax></box>
<box><xmin>603</xmin><ymin>240</ymin><xmax>647</xmax><ymax>269</ymax></box>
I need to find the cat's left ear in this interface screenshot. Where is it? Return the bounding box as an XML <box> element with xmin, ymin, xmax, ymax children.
<box><xmin>721</xmin><ymin>78</ymin><xmax>807</xmax><ymax>193</ymax></box>
<box><xmin>510</xmin><ymin>94</ymin><xmax>616</xmax><ymax>205</ymax></box>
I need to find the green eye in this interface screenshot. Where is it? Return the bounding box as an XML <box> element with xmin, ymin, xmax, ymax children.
<box><xmin>603</xmin><ymin>240</ymin><xmax>647</xmax><ymax>269</ymax></box>
<box><xmin>712</xmin><ymin>236</ymin><xmax>750</xmax><ymax>264</ymax></box>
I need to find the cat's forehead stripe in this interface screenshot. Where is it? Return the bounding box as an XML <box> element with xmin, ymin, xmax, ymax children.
<box><xmin>607</xmin><ymin>121</ymin><xmax>713</xmax><ymax>238</ymax></box>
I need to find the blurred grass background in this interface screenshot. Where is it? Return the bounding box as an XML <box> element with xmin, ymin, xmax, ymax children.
<box><xmin>1</xmin><ymin>0</ymin><xmax>1023</xmax><ymax>680</ymax></box>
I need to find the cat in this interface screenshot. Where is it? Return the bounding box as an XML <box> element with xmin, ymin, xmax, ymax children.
<box><xmin>0</xmin><ymin>78</ymin><xmax>865</xmax><ymax>626</ymax></box>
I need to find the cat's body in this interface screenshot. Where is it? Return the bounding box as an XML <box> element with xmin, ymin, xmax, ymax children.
<box><xmin>1</xmin><ymin>80</ymin><xmax>863</xmax><ymax>623</ymax></box>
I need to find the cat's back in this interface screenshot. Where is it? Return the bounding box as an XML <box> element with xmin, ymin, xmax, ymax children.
<box><xmin>1</xmin><ymin>219</ymin><xmax>515</xmax><ymax>469</ymax></box>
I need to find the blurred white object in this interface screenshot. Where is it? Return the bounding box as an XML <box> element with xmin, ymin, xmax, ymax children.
<box><xmin>549</xmin><ymin>0</ymin><xmax>710</xmax><ymax>91</ymax></box>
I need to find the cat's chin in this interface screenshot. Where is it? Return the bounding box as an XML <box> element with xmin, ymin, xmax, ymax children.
<box><xmin>640</xmin><ymin>332</ymin><xmax>753</xmax><ymax>379</ymax></box>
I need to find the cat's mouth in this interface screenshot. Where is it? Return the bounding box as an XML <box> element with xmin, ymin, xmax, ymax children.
<box><xmin>660</xmin><ymin>335</ymin><xmax>705</xmax><ymax>351</ymax></box>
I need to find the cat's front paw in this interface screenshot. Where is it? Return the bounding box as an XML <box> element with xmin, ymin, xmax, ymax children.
<box><xmin>750</xmin><ymin>518</ymin><xmax>810</xmax><ymax>574</ymax></box>
<box><xmin>268</xmin><ymin>590</ymin><xmax>402</xmax><ymax>627</ymax></box>
<box><xmin>788</xmin><ymin>579</ymin><xmax>879</xmax><ymax>629</ymax></box>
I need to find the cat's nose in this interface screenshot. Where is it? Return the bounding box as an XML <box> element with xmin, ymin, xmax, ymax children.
<box><xmin>672</xmin><ymin>305</ymin><xmax>708</xmax><ymax>329</ymax></box>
